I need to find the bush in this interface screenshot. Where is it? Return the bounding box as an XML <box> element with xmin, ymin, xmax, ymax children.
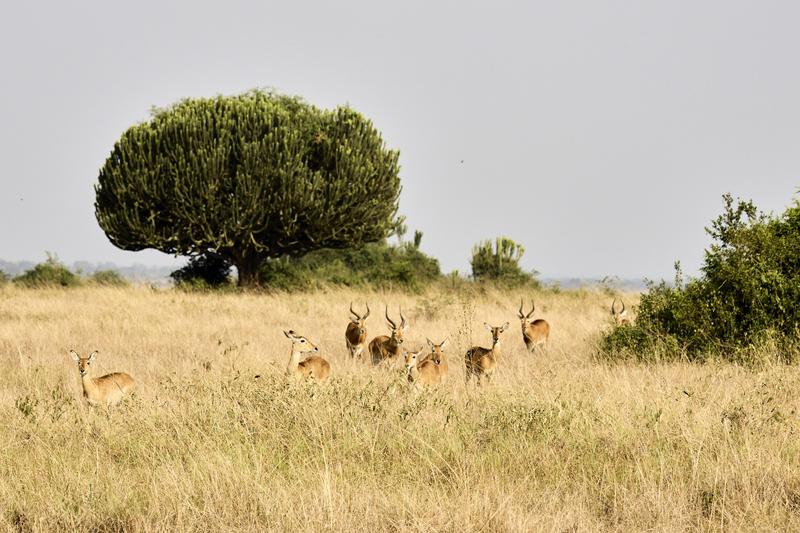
<box><xmin>170</xmin><ymin>254</ymin><xmax>233</xmax><ymax>289</ymax></box>
<box><xmin>13</xmin><ymin>255</ymin><xmax>80</xmax><ymax>288</ymax></box>
<box><xmin>88</xmin><ymin>270</ymin><xmax>129</xmax><ymax>287</ymax></box>
<box><xmin>260</xmin><ymin>238</ymin><xmax>441</xmax><ymax>291</ymax></box>
<box><xmin>600</xmin><ymin>194</ymin><xmax>800</xmax><ymax>363</ymax></box>
<box><xmin>470</xmin><ymin>237</ymin><xmax>539</xmax><ymax>288</ymax></box>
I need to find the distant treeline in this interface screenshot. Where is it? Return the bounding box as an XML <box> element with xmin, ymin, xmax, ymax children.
<box><xmin>1</xmin><ymin>235</ymin><xmax>545</xmax><ymax>292</ymax></box>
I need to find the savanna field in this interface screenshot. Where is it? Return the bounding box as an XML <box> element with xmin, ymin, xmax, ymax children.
<box><xmin>2</xmin><ymin>285</ymin><xmax>800</xmax><ymax>532</ymax></box>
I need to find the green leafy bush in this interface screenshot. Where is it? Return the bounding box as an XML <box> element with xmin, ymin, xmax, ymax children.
<box><xmin>170</xmin><ymin>254</ymin><xmax>233</xmax><ymax>290</ymax></box>
<box><xmin>600</xmin><ymin>194</ymin><xmax>800</xmax><ymax>363</ymax></box>
<box><xmin>260</xmin><ymin>239</ymin><xmax>441</xmax><ymax>291</ymax></box>
<box><xmin>13</xmin><ymin>255</ymin><xmax>81</xmax><ymax>288</ymax></box>
<box><xmin>88</xmin><ymin>270</ymin><xmax>129</xmax><ymax>287</ymax></box>
<box><xmin>470</xmin><ymin>237</ymin><xmax>539</xmax><ymax>288</ymax></box>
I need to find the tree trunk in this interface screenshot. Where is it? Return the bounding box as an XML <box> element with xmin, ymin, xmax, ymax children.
<box><xmin>235</xmin><ymin>256</ymin><xmax>262</xmax><ymax>288</ymax></box>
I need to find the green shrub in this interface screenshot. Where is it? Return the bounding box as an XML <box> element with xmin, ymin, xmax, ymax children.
<box><xmin>88</xmin><ymin>269</ymin><xmax>129</xmax><ymax>287</ymax></box>
<box><xmin>600</xmin><ymin>194</ymin><xmax>800</xmax><ymax>363</ymax></box>
<box><xmin>470</xmin><ymin>237</ymin><xmax>539</xmax><ymax>288</ymax></box>
<box><xmin>13</xmin><ymin>255</ymin><xmax>80</xmax><ymax>288</ymax></box>
<box><xmin>170</xmin><ymin>254</ymin><xmax>232</xmax><ymax>289</ymax></box>
<box><xmin>260</xmin><ymin>238</ymin><xmax>441</xmax><ymax>291</ymax></box>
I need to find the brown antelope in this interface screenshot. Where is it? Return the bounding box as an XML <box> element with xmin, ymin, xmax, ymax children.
<box><xmin>345</xmin><ymin>302</ymin><xmax>370</xmax><ymax>359</ymax></box>
<box><xmin>464</xmin><ymin>322</ymin><xmax>509</xmax><ymax>386</ymax></box>
<box><xmin>422</xmin><ymin>337</ymin><xmax>449</xmax><ymax>381</ymax></box>
<box><xmin>283</xmin><ymin>330</ymin><xmax>331</xmax><ymax>383</ymax></box>
<box><xmin>611</xmin><ymin>298</ymin><xmax>632</xmax><ymax>326</ymax></box>
<box><xmin>518</xmin><ymin>300</ymin><xmax>550</xmax><ymax>352</ymax></box>
<box><xmin>368</xmin><ymin>306</ymin><xmax>407</xmax><ymax>366</ymax></box>
<box><xmin>404</xmin><ymin>347</ymin><xmax>445</xmax><ymax>387</ymax></box>
<box><xmin>69</xmin><ymin>350</ymin><xmax>135</xmax><ymax>407</ymax></box>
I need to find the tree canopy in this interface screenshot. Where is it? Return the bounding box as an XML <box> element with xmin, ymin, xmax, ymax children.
<box><xmin>95</xmin><ymin>90</ymin><xmax>402</xmax><ymax>286</ymax></box>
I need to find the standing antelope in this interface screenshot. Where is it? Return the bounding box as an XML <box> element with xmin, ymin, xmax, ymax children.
<box><xmin>518</xmin><ymin>300</ymin><xmax>550</xmax><ymax>352</ymax></box>
<box><xmin>283</xmin><ymin>330</ymin><xmax>331</xmax><ymax>383</ymax></box>
<box><xmin>464</xmin><ymin>323</ymin><xmax>509</xmax><ymax>386</ymax></box>
<box><xmin>611</xmin><ymin>298</ymin><xmax>631</xmax><ymax>326</ymax></box>
<box><xmin>422</xmin><ymin>337</ymin><xmax>449</xmax><ymax>381</ymax></box>
<box><xmin>69</xmin><ymin>350</ymin><xmax>135</xmax><ymax>407</ymax></box>
<box><xmin>404</xmin><ymin>347</ymin><xmax>445</xmax><ymax>387</ymax></box>
<box><xmin>368</xmin><ymin>306</ymin><xmax>407</xmax><ymax>366</ymax></box>
<box><xmin>345</xmin><ymin>302</ymin><xmax>370</xmax><ymax>360</ymax></box>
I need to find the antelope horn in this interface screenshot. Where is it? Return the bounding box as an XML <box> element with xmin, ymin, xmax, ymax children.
<box><xmin>527</xmin><ymin>300</ymin><xmax>536</xmax><ymax>318</ymax></box>
<box><xmin>362</xmin><ymin>302</ymin><xmax>370</xmax><ymax>320</ymax></box>
<box><xmin>611</xmin><ymin>299</ymin><xmax>618</xmax><ymax>314</ymax></box>
<box><xmin>385</xmin><ymin>305</ymin><xmax>397</xmax><ymax>329</ymax></box>
<box><xmin>518</xmin><ymin>299</ymin><xmax>525</xmax><ymax>318</ymax></box>
<box><xmin>349</xmin><ymin>302</ymin><xmax>360</xmax><ymax>320</ymax></box>
<box><xmin>620</xmin><ymin>299</ymin><xmax>626</xmax><ymax>313</ymax></box>
<box><xmin>399</xmin><ymin>307</ymin><xmax>407</xmax><ymax>328</ymax></box>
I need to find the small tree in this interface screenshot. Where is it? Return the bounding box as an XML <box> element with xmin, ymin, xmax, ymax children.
<box><xmin>470</xmin><ymin>237</ymin><xmax>537</xmax><ymax>286</ymax></box>
<box><xmin>95</xmin><ymin>90</ymin><xmax>402</xmax><ymax>287</ymax></box>
<box><xmin>14</xmin><ymin>254</ymin><xmax>80</xmax><ymax>288</ymax></box>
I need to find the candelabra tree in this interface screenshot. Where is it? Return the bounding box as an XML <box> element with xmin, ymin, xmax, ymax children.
<box><xmin>95</xmin><ymin>90</ymin><xmax>402</xmax><ymax>287</ymax></box>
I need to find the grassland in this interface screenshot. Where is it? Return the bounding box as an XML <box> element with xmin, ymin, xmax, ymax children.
<box><xmin>1</xmin><ymin>285</ymin><xmax>799</xmax><ymax>532</ymax></box>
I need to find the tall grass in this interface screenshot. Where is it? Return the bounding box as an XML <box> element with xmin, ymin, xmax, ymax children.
<box><xmin>1</xmin><ymin>286</ymin><xmax>799</xmax><ymax>531</ymax></box>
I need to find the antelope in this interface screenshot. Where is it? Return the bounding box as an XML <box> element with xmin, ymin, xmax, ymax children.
<box><xmin>611</xmin><ymin>298</ymin><xmax>631</xmax><ymax>326</ymax></box>
<box><xmin>345</xmin><ymin>302</ymin><xmax>370</xmax><ymax>360</ymax></box>
<box><xmin>422</xmin><ymin>337</ymin><xmax>449</xmax><ymax>381</ymax></box>
<box><xmin>404</xmin><ymin>347</ymin><xmax>444</xmax><ymax>387</ymax></box>
<box><xmin>464</xmin><ymin>322</ymin><xmax>509</xmax><ymax>386</ymax></box>
<box><xmin>283</xmin><ymin>330</ymin><xmax>331</xmax><ymax>383</ymax></box>
<box><xmin>518</xmin><ymin>300</ymin><xmax>550</xmax><ymax>352</ymax></box>
<box><xmin>69</xmin><ymin>350</ymin><xmax>135</xmax><ymax>407</ymax></box>
<box><xmin>368</xmin><ymin>306</ymin><xmax>407</xmax><ymax>366</ymax></box>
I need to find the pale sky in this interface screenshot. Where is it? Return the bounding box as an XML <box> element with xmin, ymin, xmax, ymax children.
<box><xmin>1</xmin><ymin>1</ymin><xmax>798</xmax><ymax>280</ymax></box>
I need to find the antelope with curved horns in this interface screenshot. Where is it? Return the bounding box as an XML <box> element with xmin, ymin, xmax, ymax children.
<box><xmin>611</xmin><ymin>298</ymin><xmax>631</xmax><ymax>326</ymax></box>
<box><xmin>368</xmin><ymin>306</ymin><xmax>407</xmax><ymax>366</ymax></box>
<box><xmin>464</xmin><ymin>323</ymin><xmax>509</xmax><ymax>386</ymax></box>
<box><xmin>283</xmin><ymin>330</ymin><xmax>331</xmax><ymax>383</ymax></box>
<box><xmin>404</xmin><ymin>346</ymin><xmax>445</xmax><ymax>387</ymax></box>
<box><xmin>69</xmin><ymin>350</ymin><xmax>135</xmax><ymax>407</ymax></box>
<box><xmin>345</xmin><ymin>302</ymin><xmax>370</xmax><ymax>360</ymax></box>
<box><xmin>518</xmin><ymin>299</ymin><xmax>550</xmax><ymax>352</ymax></box>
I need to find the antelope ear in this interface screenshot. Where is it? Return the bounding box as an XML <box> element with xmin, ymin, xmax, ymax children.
<box><xmin>427</xmin><ymin>338</ymin><xmax>435</xmax><ymax>348</ymax></box>
<box><xmin>283</xmin><ymin>330</ymin><xmax>294</xmax><ymax>339</ymax></box>
<box><xmin>484</xmin><ymin>322</ymin><xmax>493</xmax><ymax>331</ymax></box>
<box><xmin>501</xmin><ymin>322</ymin><xmax>510</xmax><ymax>331</ymax></box>
<box><xmin>440</xmin><ymin>338</ymin><xmax>449</xmax><ymax>349</ymax></box>
<box><xmin>69</xmin><ymin>350</ymin><xmax>80</xmax><ymax>362</ymax></box>
<box><xmin>88</xmin><ymin>351</ymin><xmax>98</xmax><ymax>362</ymax></box>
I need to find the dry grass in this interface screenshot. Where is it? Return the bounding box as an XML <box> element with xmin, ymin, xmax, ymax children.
<box><xmin>1</xmin><ymin>285</ymin><xmax>799</xmax><ymax>532</ymax></box>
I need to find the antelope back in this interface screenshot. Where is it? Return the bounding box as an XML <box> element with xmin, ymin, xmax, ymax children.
<box><xmin>405</xmin><ymin>349</ymin><xmax>442</xmax><ymax>386</ymax></box>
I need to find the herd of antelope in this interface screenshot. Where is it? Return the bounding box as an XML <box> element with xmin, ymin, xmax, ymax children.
<box><xmin>68</xmin><ymin>298</ymin><xmax>632</xmax><ymax>405</ymax></box>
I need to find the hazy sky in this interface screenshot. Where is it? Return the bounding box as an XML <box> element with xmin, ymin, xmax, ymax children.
<box><xmin>1</xmin><ymin>1</ymin><xmax>798</xmax><ymax>279</ymax></box>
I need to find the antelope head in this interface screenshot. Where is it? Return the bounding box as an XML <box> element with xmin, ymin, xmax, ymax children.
<box><xmin>611</xmin><ymin>299</ymin><xmax>629</xmax><ymax>325</ymax></box>
<box><xmin>283</xmin><ymin>330</ymin><xmax>319</xmax><ymax>354</ymax></box>
<box><xmin>69</xmin><ymin>349</ymin><xmax>98</xmax><ymax>377</ymax></box>
<box><xmin>385</xmin><ymin>306</ymin><xmax>408</xmax><ymax>345</ymax></box>
<box><xmin>484</xmin><ymin>322</ymin><xmax>509</xmax><ymax>346</ymax></box>
<box><xmin>349</xmin><ymin>302</ymin><xmax>370</xmax><ymax>336</ymax></box>
<box><xmin>404</xmin><ymin>348</ymin><xmax>425</xmax><ymax>372</ymax></box>
<box><xmin>518</xmin><ymin>299</ymin><xmax>537</xmax><ymax>328</ymax></box>
<box><xmin>426</xmin><ymin>337</ymin><xmax>449</xmax><ymax>364</ymax></box>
